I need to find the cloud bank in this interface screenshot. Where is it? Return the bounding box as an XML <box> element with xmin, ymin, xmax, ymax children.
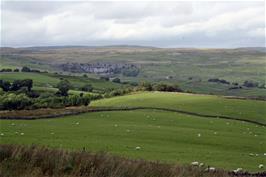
<box><xmin>1</xmin><ymin>1</ymin><xmax>265</xmax><ymax>47</ymax></box>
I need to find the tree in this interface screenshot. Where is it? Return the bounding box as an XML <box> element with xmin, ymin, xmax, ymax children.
<box><xmin>57</xmin><ymin>79</ymin><xmax>71</xmax><ymax>96</ymax></box>
<box><xmin>81</xmin><ymin>84</ymin><xmax>93</xmax><ymax>92</ymax></box>
<box><xmin>21</xmin><ymin>66</ymin><xmax>31</xmax><ymax>72</ymax></box>
<box><xmin>13</xmin><ymin>68</ymin><xmax>19</xmax><ymax>72</ymax></box>
<box><xmin>22</xmin><ymin>79</ymin><xmax>33</xmax><ymax>91</ymax></box>
<box><xmin>10</xmin><ymin>80</ymin><xmax>23</xmax><ymax>91</ymax></box>
<box><xmin>112</xmin><ymin>78</ymin><xmax>120</xmax><ymax>83</ymax></box>
<box><xmin>0</xmin><ymin>80</ymin><xmax>11</xmax><ymax>91</ymax></box>
<box><xmin>139</xmin><ymin>81</ymin><xmax>152</xmax><ymax>91</ymax></box>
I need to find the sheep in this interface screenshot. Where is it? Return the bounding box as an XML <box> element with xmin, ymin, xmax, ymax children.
<box><xmin>20</xmin><ymin>133</ymin><xmax>24</xmax><ymax>135</ymax></box>
<box><xmin>259</xmin><ymin>164</ymin><xmax>264</xmax><ymax>169</ymax></box>
<box><xmin>0</xmin><ymin>133</ymin><xmax>4</xmax><ymax>136</ymax></box>
<box><xmin>114</xmin><ymin>124</ymin><xmax>118</xmax><ymax>127</ymax></box>
<box><xmin>198</xmin><ymin>133</ymin><xmax>201</xmax><ymax>137</ymax></box>
<box><xmin>249</xmin><ymin>153</ymin><xmax>254</xmax><ymax>156</ymax></box>
<box><xmin>135</xmin><ymin>146</ymin><xmax>141</xmax><ymax>150</ymax></box>
<box><xmin>191</xmin><ymin>161</ymin><xmax>199</xmax><ymax>166</ymax></box>
<box><xmin>233</xmin><ymin>168</ymin><xmax>242</xmax><ymax>173</ymax></box>
<box><xmin>75</xmin><ymin>122</ymin><xmax>80</xmax><ymax>125</ymax></box>
<box><xmin>264</xmin><ymin>153</ymin><xmax>266</xmax><ymax>156</ymax></box>
<box><xmin>204</xmin><ymin>167</ymin><xmax>215</xmax><ymax>172</ymax></box>
<box><xmin>209</xmin><ymin>167</ymin><xmax>216</xmax><ymax>171</ymax></box>
<box><xmin>199</xmin><ymin>163</ymin><xmax>204</xmax><ymax>167</ymax></box>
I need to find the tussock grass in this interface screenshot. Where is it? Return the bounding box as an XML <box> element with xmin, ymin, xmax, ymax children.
<box><xmin>0</xmin><ymin>144</ymin><xmax>235</xmax><ymax>177</ymax></box>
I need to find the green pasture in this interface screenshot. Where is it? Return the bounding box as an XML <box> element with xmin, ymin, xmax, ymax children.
<box><xmin>0</xmin><ymin>110</ymin><xmax>265</xmax><ymax>171</ymax></box>
<box><xmin>92</xmin><ymin>92</ymin><xmax>266</xmax><ymax>125</ymax></box>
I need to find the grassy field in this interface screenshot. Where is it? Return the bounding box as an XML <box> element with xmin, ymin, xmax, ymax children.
<box><xmin>92</xmin><ymin>92</ymin><xmax>266</xmax><ymax>125</ymax></box>
<box><xmin>0</xmin><ymin>110</ymin><xmax>265</xmax><ymax>171</ymax></box>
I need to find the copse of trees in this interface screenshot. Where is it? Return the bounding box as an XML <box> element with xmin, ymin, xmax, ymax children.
<box><xmin>0</xmin><ymin>79</ymin><xmax>33</xmax><ymax>92</ymax></box>
<box><xmin>136</xmin><ymin>82</ymin><xmax>183</xmax><ymax>92</ymax></box>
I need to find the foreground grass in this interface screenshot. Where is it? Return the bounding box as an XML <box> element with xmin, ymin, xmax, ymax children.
<box><xmin>0</xmin><ymin>144</ymin><xmax>235</xmax><ymax>177</ymax></box>
<box><xmin>0</xmin><ymin>110</ymin><xmax>265</xmax><ymax>171</ymax></box>
<box><xmin>91</xmin><ymin>92</ymin><xmax>266</xmax><ymax>125</ymax></box>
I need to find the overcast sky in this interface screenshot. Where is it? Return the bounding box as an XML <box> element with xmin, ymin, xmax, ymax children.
<box><xmin>1</xmin><ymin>1</ymin><xmax>265</xmax><ymax>48</ymax></box>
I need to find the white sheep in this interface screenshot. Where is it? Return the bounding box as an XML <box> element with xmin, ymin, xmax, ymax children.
<box><xmin>204</xmin><ymin>167</ymin><xmax>215</xmax><ymax>172</ymax></box>
<box><xmin>135</xmin><ymin>146</ymin><xmax>141</xmax><ymax>150</ymax></box>
<box><xmin>259</xmin><ymin>164</ymin><xmax>264</xmax><ymax>169</ymax></box>
<box><xmin>191</xmin><ymin>161</ymin><xmax>199</xmax><ymax>166</ymax></box>
<box><xmin>0</xmin><ymin>133</ymin><xmax>4</xmax><ymax>136</ymax></box>
<box><xmin>199</xmin><ymin>163</ymin><xmax>204</xmax><ymax>167</ymax></box>
<box><xmin>209</xmin><ymin>167</ymin><xmax>216</xmax><ymax>171</ymax></box>
<box><xmin>198</xmin><ymin>133</ymin><xmax>201</xmax><ymax>137</ymax></box>
<box><xmin>233</xmin><ymin>168</ymin><xmax>242</xmax><ymax>173</ymax></box>
<box><xmin>20</xmin><ymin>133</ymin><xmax>24</xmax><ymax>135</ymax></box>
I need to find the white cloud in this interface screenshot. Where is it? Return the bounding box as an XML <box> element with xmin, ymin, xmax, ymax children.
<box><xmin>1</xmin><ymin>1</ymin><xmax>265</xmax><ymax>47</ymax></box>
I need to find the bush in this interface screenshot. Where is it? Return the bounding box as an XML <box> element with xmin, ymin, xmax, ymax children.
<box><xmin>153</xmin><ymin>83</ymin><xmax>182</xmax><ymax>92</ymax></box>
<box><xmin>243</xmin><ymin>80</ymin><xmax>259</xmax><ymax>88</ymax></box>
<box><xmin>0</xmin><ymin>68</ymin><xmax>12</xmax><ymax>72</ymax></box>
<box><xmin>21</xmin><ymin>66</ymin><xmax>31</xmax><ymax>72</ymax></box>
<box><xmin>0</xmin><ymin>93</ymin><xmax>32</xmax><ymax>110</ymax></box>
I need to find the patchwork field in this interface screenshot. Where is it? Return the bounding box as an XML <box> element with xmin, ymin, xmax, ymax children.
<box><xmin>1</xmin><ymin>47</ymin><xmax>266</xmax><ymax>97</ymax></box>
<box><xmin>1</xmin><ymin>92</ymin><xmax>265</xmax><ymax>172</ymax></box>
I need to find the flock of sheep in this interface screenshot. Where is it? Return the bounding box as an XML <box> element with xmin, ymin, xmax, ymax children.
<box><xmin>191</xmin><ymin>161</ymin><xmax>264</xmax><ymax>173</ymax></box>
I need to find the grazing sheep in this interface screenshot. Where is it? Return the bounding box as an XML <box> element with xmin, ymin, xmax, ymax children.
<box><xmin>198</xmin><ymin>133</ymin><xmax>201</xmax><ymax>137</ymax></box>
<box><xmin>135</xmin><ymin>146</ymin><xmax>141</xmax><ymax>150</ymax></box>
<box><xmin>191</xmin><ymin>161</ymin><xmax>199</xmax><ymax>166</ymax></box>
<box><xmin>259</xmin><ymin>164</ymin><xmax>264</xmax><ymax>169</ymax></box>
<box><xmin>0</xmin><ymin>133</ymin><xmax>4</xmax><ymax>136</ymax></box>
<box><xmin>209</xmin><ymin>167</ymin><xmax>216</xmax><ymax>171</ymax></box>
<box><xmin>20</xmin><ymin>133</ymin><xmax>24</xmax><ymax>135</ymax></box>
<box><xmin>264</xmin><ymin>153</ymin><xmax>266</xmax><ymax>156</ymax></box>
<box><xmin>75</xmin><ymin>122</ymin><xmax>80</xmax><ymax>125</ymax></box>
<box><xmin>204</xmin><ymin>166</ymin><xmax>215</xmax><ymax>172</ymax></box>
<box><xmin>249</xmin><ymin>153</ymin><xmax>254</xmax><ymax>156</ymax></box>
<box><xmin>114</xmin><ymin>124</ymin><xmax>118</xmax><ymax>127</ymax></box>
<box><xmin>233</xmin><ymin>168</ymin><xmax>242</xmax><ymax>173</ymax></box>
<box><xmin>199</xmin><ymin>163</ymin><xmax>204</xmax><ymax>167</ymax></box>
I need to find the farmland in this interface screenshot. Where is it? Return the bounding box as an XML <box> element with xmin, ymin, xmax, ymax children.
<box><xmin>0</xmin><ymin>92</ymin><xmax>265</xmax><ymax>172</ymax></box>
<box><xmin>0</xmin><ymin>46</ymin><xmax>266</xmax><ymax>176</ymax></box>
<box><xmin>1</xmin><ymin>46</ymin><xmax>266</xmax><ymax>97</ymax></box>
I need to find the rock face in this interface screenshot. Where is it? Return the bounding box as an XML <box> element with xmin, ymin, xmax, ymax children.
<box><xmin>58</xmin><ymin>63</ymin><xmax>140</xmax><ymax>76</ymax></box>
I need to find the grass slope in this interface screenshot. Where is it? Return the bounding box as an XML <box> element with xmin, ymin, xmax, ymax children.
<box><xmin>91</xmin><ymin>92</ymin><xmax>266</xmax><ymax>125</ymax></box>
<box><xmin>0</xmin><ymin>110</ymin><xmax>265</xmax><ymax>171</ymax></box>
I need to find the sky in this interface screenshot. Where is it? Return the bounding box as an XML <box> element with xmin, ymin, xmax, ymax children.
<box><xmin>1</xmin><ymin>1</ymin><xmax>265</xmax><ymax>48</ymax></box>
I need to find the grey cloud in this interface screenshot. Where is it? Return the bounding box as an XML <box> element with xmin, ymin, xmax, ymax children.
<box><xmin>1</xmin><ymin>1</ymin><xmax>265</xmax><ymax>48</ymax></box>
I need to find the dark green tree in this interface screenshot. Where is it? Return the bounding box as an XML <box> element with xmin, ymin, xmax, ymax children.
<box><xmin>57</xmin><ymin>79</ymin><xmax>71</xmax><ymax>96</ymax></box>
<box><xmin>0</xmin><ymin>80</ymin><xmax>11</xmax><ymax>91</ymax></box>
